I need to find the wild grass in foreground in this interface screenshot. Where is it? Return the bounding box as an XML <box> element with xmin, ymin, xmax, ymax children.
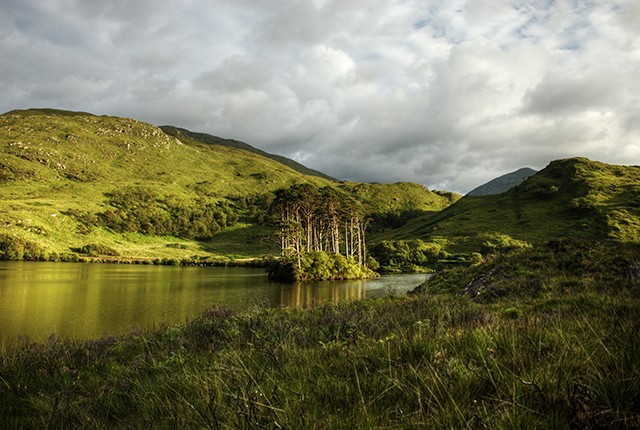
<box><xmin>1</xmin><ymin>239</ymin><xmax>639</xmax><ymax>428</ymax></box>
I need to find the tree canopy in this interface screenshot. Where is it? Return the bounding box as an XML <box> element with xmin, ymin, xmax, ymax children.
<box><xmin>267</xmin><ymin>184</ymin><xmax>375</xmax><ymax>280</ymax></box>
<box><xmin>269</xmin><ymin>184</ymin><xmax>368</xmax><ymax>264</ymax></box>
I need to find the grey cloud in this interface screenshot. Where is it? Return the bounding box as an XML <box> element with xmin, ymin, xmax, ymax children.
<box><xmin>1</xmin><ymin>0</ymin><xmax>640</xmax><ymax>194</ymax></box>
<box><xmin>253</xmin><ymin>1</ymin><xmax>329</xmax><ymax>46</ymax></box>
<box><xmin>523</xmin><ymin>70</ymin><xmax>624</xmax><ymax>116</ymax></box>
<box><xmin>619</xmin><ymin>1</ymin><xmax>640</xmax><ymax>33</ymax></box>
<box><xmin>196</xmin><ymin>57</ymin><xmax>275</xmax><ymax>92</ymax></box>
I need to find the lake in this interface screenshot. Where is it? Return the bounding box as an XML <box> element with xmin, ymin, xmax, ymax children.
<box><xmin>0</xmin><ymin>261</ymin><xmax>428</xmax><ymax>345</ymax></box>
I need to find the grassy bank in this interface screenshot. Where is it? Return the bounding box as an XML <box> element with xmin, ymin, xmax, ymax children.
<box><xmin>1</xmin><ymin>239</ymin><xmax>639</xmax><ymax>428</ymax></box>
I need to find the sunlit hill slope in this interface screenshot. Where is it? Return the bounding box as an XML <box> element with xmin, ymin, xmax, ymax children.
<box><xmin>0</xmin><ymin>109</ymin><xmax>458</xmax><ymax>259</ymax></box>
<box><xmin>403</xmin><ymin>157</ymin><xmax>640</xmax><ymax>252</ymax></box>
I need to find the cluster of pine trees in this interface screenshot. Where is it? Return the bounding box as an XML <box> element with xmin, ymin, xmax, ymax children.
<box><xmin>268</xmin><ymin>184</ymin><xmax>368</xmax><ymax>264</ymax></box>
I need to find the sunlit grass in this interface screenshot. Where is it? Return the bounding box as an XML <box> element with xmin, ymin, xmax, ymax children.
<box><xmin>1</xmin><ymin>109</ymin><xmax>458</xmax><ymax>261</ymax></box>
<box><xmin>383</xmin><ymin>158</ymin><xmax>640</xmax><ymax>254</ymax></box>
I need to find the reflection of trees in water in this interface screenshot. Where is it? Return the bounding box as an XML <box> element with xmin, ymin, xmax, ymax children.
<box><xmin>278</xmin><ymin>281</ymin><xmax>366</xmax><ymax>308</ymax></box>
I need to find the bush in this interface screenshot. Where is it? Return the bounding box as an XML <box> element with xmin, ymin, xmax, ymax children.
<box><xmin>368</xmin><ymin>239</ymin><xmax>446</xmax><ymax>272</ymax></box>
<box><xmin>161</xmin><ymin>258</ymin><xmax>181</xmax><ymax>266</ymax></box>
<box><xmin>268</xmin><ymin>251</ymin><xmax>378</xmax><ymax>281</ymax></box>
<box><xmin>76</xmin><ymin>243</ymin><xmax>120</xmax><ymax>257</ymax></box>
<box><xmin>480</xmin><ymin>234</ymin><xmax>531</xmax><ymax>256</ymax></box>
<box><xmin>66</xmin><ymin>187</ymin><xmax>241</xmax><ymax>241</ymax></box>
<box><xmin>0</xmin><ymin>234</ymin><xmax>48</xmax><ymax>261</ymax></box>
<box><xmin>59</xmin><ymin>252</ymin><xmax>80</xmax><ymax>262</ymax></box>
<box><xmin>0</xmin><ymin>234</ymin><xmax>24</xmax><ymax>260</ymax></box>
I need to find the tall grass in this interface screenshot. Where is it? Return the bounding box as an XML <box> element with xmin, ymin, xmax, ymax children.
<box><xmin>1</xmin><ymin>240</ymin><xmax>639</xmax><ymax>428</ymax></box>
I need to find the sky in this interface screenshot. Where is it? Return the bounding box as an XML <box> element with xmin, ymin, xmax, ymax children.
<box><xmin>1</xmin><ymin>0</ymin><xmax>639</xmax><ymax>194</ymax></box>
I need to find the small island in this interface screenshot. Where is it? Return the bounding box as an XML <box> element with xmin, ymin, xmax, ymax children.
<box><xmin>267</xmin><ymin>184</ymin><xmax>378</xmax><ymax>281</ymax></box>
<box><xmin>268</xmin><ymin>250</ymin><xmax>378</xmax><ymax>281</ymax></box>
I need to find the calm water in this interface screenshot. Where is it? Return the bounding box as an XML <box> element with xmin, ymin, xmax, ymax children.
<box><xmin>0</xmin><ymin>261</ymin><xmax>428</xmax><ymax>344</ymax></box>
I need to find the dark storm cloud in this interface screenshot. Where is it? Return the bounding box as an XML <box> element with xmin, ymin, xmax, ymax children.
<box><xmin>1</xmin><ymin>0</ymin><xmax>639</xmax><ymax>193</ymax></box>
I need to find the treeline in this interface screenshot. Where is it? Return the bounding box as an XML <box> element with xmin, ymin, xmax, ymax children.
<box><xmin>0</xmin><ymin>233</ymin><xmax>126</xmax><ymax>262</ymax></box>
<box><xmin>269</xmin><ymin>184</ymin><xmax>368</xmax><ymax>264</ymax></box>
<box><xmin>228</xmin><ymin>192</ymin><xmax>274</xmax><ymax>225</ymax></box>
<box><xmin>70</xmin><ymin>188</ymin><xmax>239</xmax><ymax>240</ymax></box>
<box><xmin>367</xmin><ymin>209</ymin><xmax>429</xmax><ymax>232</ymax></box>
<box><xmin>368</xmin><ymin>239</ymin><xmax>447</xmax><ymax>272</ymax></box>
<box><xmin>0</xmin><ymin>233</ymin><xmax>48</xmax><ymax>261</ymax></box>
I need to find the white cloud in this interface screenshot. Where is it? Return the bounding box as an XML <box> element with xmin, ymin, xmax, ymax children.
<box><xmin>1</xmin><ymin>0</ymin><xmax>640</xmax><ymax>193</ymax></box>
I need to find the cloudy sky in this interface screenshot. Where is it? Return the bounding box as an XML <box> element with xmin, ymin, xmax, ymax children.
<box><xmin>2</xmin><ymin>0</ymin><xmax>639</xmax><ymax>193</ymax></box>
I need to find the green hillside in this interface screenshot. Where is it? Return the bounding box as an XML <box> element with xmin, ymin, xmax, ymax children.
<box><xmin>0</xmin><ymin>109</ymin><xmax>457</xmax><ymax>260</ymax></box>
<box><xmin>160</xmin><ymin>126</ymin><xmax>336</xmax><ymax>181</ymax></box>
<box><xmin>403</xmin><ymin>157</ymin><xmax>640</xmax><ymax>253</ymax></box>
<box><xmin>9</xmin><ymin>110</ymin><xmax>636</xmax><ymax>265</ymax></box>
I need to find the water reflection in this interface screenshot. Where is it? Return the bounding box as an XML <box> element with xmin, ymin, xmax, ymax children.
<box><xmin>0</xmin><ymin>261</ymin><xmax>428</xmax><ymax>344</ymax></box>
<box><xmin>278</xmin><ymin>279</ymin><xmax>366</xmax><ymax>308</ymax></box>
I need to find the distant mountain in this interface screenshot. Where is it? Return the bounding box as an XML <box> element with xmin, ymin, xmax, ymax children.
<box><xmin>411</xmin><ymin>157</ymin><xmax>640</xmax><ymax>251</ymax></box>
<box><xmin>160</xmin><ymin>126</ymin><xmax>336</xmax><ymax>181</ymax></box>
<box><xmin>466</xmin><ymin>167</ymin><xmax>538</xmax><ymax>196</ymax></box>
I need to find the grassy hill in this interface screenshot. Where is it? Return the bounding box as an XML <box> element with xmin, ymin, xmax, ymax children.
<box><xmin>396</xmin><ymin>157</ymin><xmax>640</xmax><ymax>253</ymax></box>
<box><xmin>160</xmin><ymin>126</ymin><xmax>337</xmax><ymax>181</ymax></box>
<box><xmin>0</xmin><ymin>108</ymin><xmax>457</xmax><ymax>260</ymax></box>
<box><xmin>6</xmin><ymin>109</ymin><xmax>637</xmax><ymax>263</ymax></box>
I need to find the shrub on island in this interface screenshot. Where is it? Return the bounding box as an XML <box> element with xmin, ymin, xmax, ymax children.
<box><xmin>268</xmin><ymin>251</ymin><xmax>378</xmax><ymax>282</ymax></box>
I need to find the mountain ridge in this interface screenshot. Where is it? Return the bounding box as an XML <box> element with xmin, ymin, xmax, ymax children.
<box><xmin>159</xmin><ymin>126</ymin><xmax>337</xmax><ymax>181</ymax></box>
<box><xmin>2</xmin><ymin>108</ymin><xmax>640</xmax><ymax>262</ymax></box>
<box><xmin>466</xmin><ymin>167</ymin><xmax>538</xmax><ymax>196</ymax></box>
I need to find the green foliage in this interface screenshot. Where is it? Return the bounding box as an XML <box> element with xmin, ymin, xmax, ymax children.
<box><xmin>365</xmin><ymin>255</ymin><xmax>380</xmax><ymax>271</ymax></box>
<box><xmin>367</xmin><ymin>208</ymin><xmax>429</xmax><ymax>232</ymax></box>
<box><xmin>65</xmin><ymin>187</ymin><xmax>240</xmax><ymax>241</ymax></box>
<box><xmin>368</xmin><ymin>239</ymin><xmax>446</xmax><ymax>272</ymax></box>
<box><xmin>75</xmin><ymin>243</ymin><xmax>120</xmax><ymax>257</ymax></box>
<box><xmin>268</xmin><ymin>251</ymin><xmax>378</xmax><ymax>281</ymax></box>
<box><xmin>480</xmin><ymin>234</ymin><xmax>531</xmax><ymax>256</ymax></box>
<box><xmin>269</xmin><ymin>183</ymin><xmax>369</xmax><ymax>263</ymax></box>
<box><xmin>0</xmin><ymin>233</ymin><xmax>48</xmax><ymax>261</ymax></box>
<box><xmin>229</xmin><ymin>192</ymin><xmax>274</xmax><ymax>224</ymax></box>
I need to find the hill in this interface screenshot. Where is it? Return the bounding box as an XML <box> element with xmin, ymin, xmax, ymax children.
<box><xmin>405</xmin><ymin>157</ymin><xmax>640</xmax><ymax>253</ymax></box>
<box><xmin>160</xmin><ymin>126</ymin><xmax>336</xmax><ymax>181</ymax></box>
<box><xmin>466</xmin><ymin>167</ymin><xmax>537</xmax><ymax>196</ymax></box>
<box><xmin>0</xmin><ymin>108</ymin><xmax>458</xmax><ymax>260</ymax></box>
